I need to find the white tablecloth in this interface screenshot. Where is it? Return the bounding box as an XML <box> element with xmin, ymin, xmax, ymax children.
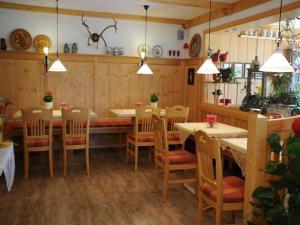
<box><xmin>220</xmin><ymin>138</ymin><xmax>247</xmax><ymax>176</ymax></box>
<box><xmin>110</xmin><ymin>108</ymin><xmax>166</xmax><ymax>118</ymax></box>
<box><xmin>13</xmin><ymin>110</ymin><xmax>97</xmax><ymax>120</ymax></box>
<box><xmin>0</xmin><ymin>142</ymin><xmax>15</xmax><ymax>191</ymax></box>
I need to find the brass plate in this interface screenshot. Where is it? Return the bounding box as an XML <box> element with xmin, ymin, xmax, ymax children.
<box><xmin>34</xmin><ymin>35</ymin><xmax>51</xmax><ymax>53</ymax></box>
<box><xmin>10</xmin><ymin>28</ymin><xmax>32</xmax><ymax>51</ymax></box>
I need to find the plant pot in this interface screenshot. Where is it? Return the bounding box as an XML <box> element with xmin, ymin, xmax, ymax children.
<box><xmin>150</xmin><ymin>102</ymin><xmax>158</xmax><ymax>108</ymax></box>
<box><xmin>214</xmin><ymin>96</ymin><xmax>220</xmax><ymax>105</ymax></box>
<box><xmin>44</xmin><ymin>101</ymin><xmax>53</xmax><ymax>109</ymax></box>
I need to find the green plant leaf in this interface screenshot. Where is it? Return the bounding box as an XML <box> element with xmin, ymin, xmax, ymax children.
<box><xmin>252</xmin><ymin>187</ymin><xmax>275</xmax><ymax>199</ymax></box>
<box><xmin>265</xmin><ymin>162</ymin><xmax>287</xmax><ymax>176</ymax></box>
<box><xmin>267</xmin><ymin>134</ymin><xmax>282</xmax><ymax>153</ymax></box>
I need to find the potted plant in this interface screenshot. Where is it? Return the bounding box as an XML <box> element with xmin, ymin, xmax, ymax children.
<box><xmin>43</xmin><ymin>91</ymin><xmax>53</xmax><ymax>109</ymax></box>
<box><xmin>248</xmin><ymin>118</ymin><xmax>300</xmax><ymax>225</ymax></box>
<box><xmin>212</xmin><ymin>89</ymin><xmax>222</xmax><ymax>104</ymax></box>
<box><xmin>150</xmin><ymin>93</ymin><xmax>159</xmax><ymax>108</ymax></box>
<box><xmin>219</xmin><ymin>67</ymin><xmax>236</xmax><ymax>82</ymax></box>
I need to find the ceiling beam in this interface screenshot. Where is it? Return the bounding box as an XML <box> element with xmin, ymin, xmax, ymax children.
<box><xmin>185</xmin><ymin>0</ymin><xmax>272</xmax><ymax>28</ymax></box>
<box><xmin>146</xmin><ymin>0</ymin><xmax>232</xmax><ymax>9</ymax></box>
<box><xmin>0</xmin><ymin>1</ymin><xmax>187</xmax><ymax>25</ymax></box>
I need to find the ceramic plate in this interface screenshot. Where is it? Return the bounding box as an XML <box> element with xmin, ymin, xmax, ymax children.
<box><xmin>189</xmin><ymin>34</ymin><xmax>201</xmax><ymax>57</ymax></box>
<box><xmin>10</xmin><ymin>29</ymin><xmax>32</xmax><ymax>51</ymax></box>
<box><xmin>152</xmin><ymin>45</ymin><xmax>163</xmax><ymax>57</ymax></box>
<box><xmin>137</xmin><ymin>44</ymin><xmax>150</xmax><ymax>58</ymax></box>
<box><xmin>34</xmin><ymin>35</ymin><xmax>51</xmax><ymax>53</ymax></box>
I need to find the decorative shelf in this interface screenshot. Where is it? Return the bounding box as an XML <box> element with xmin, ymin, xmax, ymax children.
<box><xmin>239</xmin><ymin>34</ymin><xmax>276</xmax><ymax>40</ymax></box>
<box><xmin>205</xmin><ymin>81</ymin><xmax>241</xmax><ymax>84</ymax></box>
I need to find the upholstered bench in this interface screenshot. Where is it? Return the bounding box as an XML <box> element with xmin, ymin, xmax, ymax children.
<box><xmin>4</xmin><ymin>118</ymin><xmax>132</xmax><ymax>151</ymax></box>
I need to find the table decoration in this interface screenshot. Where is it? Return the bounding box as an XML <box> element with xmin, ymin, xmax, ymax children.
<box><xmin>43</xmin><ymin>91</ymin><xmax>53</xmax><ymax>109</ymax></box>
<box><xmin>135</xmin><ymin>101</ymin><xmax>144</xmax><ymax>109</ymax></box>
<box><xmin>205</xmin><ymin>114</ymin><xmax>217</xmax><ymax>127</ymax></box>
<box><xmin>150</xmin><ymin>93</ymin><xmax>159</xmax><ymax>108</ymax></box>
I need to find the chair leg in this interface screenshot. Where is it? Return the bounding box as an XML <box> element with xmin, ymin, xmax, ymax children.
<box><xmin>196</xmin><ymin>195</ymin><xmax>204</xmax><ymax>225</ymax></box>
<box><xmin>85</xmin><ymin>147</ymin><xmax>90</xmax><ymax>175</ymax></box>
<box><xmin>162</xmin><ymin>169</ymin><xmax>169</xmax><ymax>202</ymax></box>
<box><xmin>24</xmin><ymin>150</ymin><xmax>29</xmax><ymax>178</ymax></box>
<box><xmin>63</xmin><ymin>148</ymin><xmax>68</xmax><ymax>176</ymax></box>
<box><xmin>154</xmin><ymin>162</ymin><xmax>159</xmax><ymax>191</ymax></box>
<box><xmin>134</xmin><ymin>145</ymin><xmax>138</xmax><ymax>171</ymax></box>
<box><xmin>215</xmin><ymin>204</ymin><xmax>223</xmax><ymax>225</ymax></box>
<box><xmin>49</xmin><ymin>149</ymin><xmax>54</xmax><ymax>178</ymax></box>
<box><xmin>126</xmin><ymin>140</ymin><xmax>129</xmax><ymax>163</ymax></box>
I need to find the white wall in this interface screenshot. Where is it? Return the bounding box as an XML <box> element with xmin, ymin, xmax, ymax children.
<box><xmin>0</xmin><ymin>8</ymin><xmax>189</xmax><ymax>58</ymax></box>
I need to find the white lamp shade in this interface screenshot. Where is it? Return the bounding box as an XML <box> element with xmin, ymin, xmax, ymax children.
<box><xmin>49</xmin><ymin>58</ymin><xmax>67</xmax><ymax>72</ymax></box>
<box><xmin>260</xmin><ymin>48</ymin><xmax>294</xmax><ymax>73</ymax></box>
<box><xmin>137</xmin><ymin>63</ymin><xmax>153</xmax><ymax>75</ymax></box>
<box><xmin>196</xmin><ymin>58</ymin><xmax>220</xmax><ymax>74</ymax></box>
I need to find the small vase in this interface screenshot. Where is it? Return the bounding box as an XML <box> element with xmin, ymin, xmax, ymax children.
<box><xmin>0</xmin><ymin>38</ymin><xmax>7</xmax><ymax>50</ymax></box>
<box><xmin>64</xmin><ymin>43</ymin><xmax>69</xmax><ymax>53</ymax></box>
<box><xmin>71</xmin><ymin>43</ymin><xmax>78</xmax><ymax>53</ymax></box>
<box><xmin>44</xmin><ymin>102</ymin><xmax>53</xmax><ymax>109</ymax></box>
<box><xmin>150</xmin><ymin>102</ymin><xmax>158</xmax><ymax>108</ymax></box>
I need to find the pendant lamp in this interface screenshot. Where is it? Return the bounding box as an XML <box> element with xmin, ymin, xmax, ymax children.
<box><xmin>137</xmin><ymin>5</ymin><xmax>153</xmax><ymax>75</ymax></box>
<box><xmin>196</xmin><ymin>0</ymin><xmax>219</xmax><ymax>75</ymax></box>
<box><xmin>49</xmin><ymin>0</ymin><xmax>67</xmax><ymax>72</ymax></box>
<box><xmin>260</xmin><ymin>0</ymin><xmax>294</xmax><ymax>73</ymax></box>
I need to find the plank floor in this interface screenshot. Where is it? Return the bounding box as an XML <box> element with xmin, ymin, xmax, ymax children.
<box><xmin>0</xmin><ymin>149</ymin><xmax>238</xmax><ymax>225</ymax></box>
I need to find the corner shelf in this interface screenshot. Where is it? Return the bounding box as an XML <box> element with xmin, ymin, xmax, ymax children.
<box><xmin>239</xmin><ymin>34</ymin><xmax>276</xmax><ymax>40</ymax></box>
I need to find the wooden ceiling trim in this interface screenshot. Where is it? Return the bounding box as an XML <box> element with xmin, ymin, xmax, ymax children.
<box><xmin>185</xmin><ymin>0</ymin><xmax>272</xmax><ymax>28</ymax></box>
<box><xmin>146</xmin><ymin>0</ymin><xmax>232</xmax><ymax>9</ymax></box>
<box><xmin>0</xmin><ymin>1</ymin><xmax>187</xmax><ymax>25</ymax></box>
<box><xmin>202</xmin><ymin>1</ymin><xmax>300</xmax><ymax>34</ymax></box>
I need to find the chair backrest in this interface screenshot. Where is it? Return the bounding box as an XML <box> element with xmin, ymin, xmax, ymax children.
<box><xmin>195</xmin><ymin>130</ymin><xmax>223</xmax><ymax>199</ymax></box>
<box><xmin>135</xmin><ymin>105</ymin><xmax>161</xmax><ymax>133</ymax></box>
<box><xmin>165</xmin><ymin>105</ymin><xmax>189</xmax><ymax>131</ymax></box>
<box><xmin>0</xmin><ymin>96</ymin><xmax>12</xmax><ymax>114</ymax></box>
<box><xmin>62</xmin><ymin>107</ymin><xmax>90</xmax><ymax>137</ymax></box>
<box><xmin>22</xmin><ymin>107</ymin><xmax>53</xmax><ymax>139</ymax></box>
<box><xmin>0</xmin><ymin>117</ymin><xmax>3</xmax><ymax>142</ymax></box>
<box><xmin>152</xmin><ymin>114</ymin><xmax>169</xmax><ymax>156</ymax></box>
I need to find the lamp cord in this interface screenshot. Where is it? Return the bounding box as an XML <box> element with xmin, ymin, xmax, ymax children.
<box><xmin>276</xmin><ymin>0</ymin><xmax>283</xmax><ymax>48</ymax></box>
<box><xmin>144</xmin><ymin>5</ymin><xmax>148</xmax><ymax>60</ymax></box>
<box><xmin>207</xmin><ymin>0</ymin><xmax>212</xmax><ymax>57</ymax></box>
<box><xmin>56</xmin><ymin>0</ymin><xmax>59</xmax><ymax>58</ymax></box>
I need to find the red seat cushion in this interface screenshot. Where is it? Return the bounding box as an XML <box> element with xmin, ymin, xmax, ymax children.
<box><xmin>127</xmin><ymin>133</ymin><xmax>155</xmax><ymax>142</ymax></box>
<box><xmin>158</xmin><ymin>150</ymin><xmax>196</xmax><ymax>165</ymax></box>
<box><xmin>167</xmin><ymin>133</ymin><xmax>181</xmax><ymax>142</ymax></box>
<box><xmin>65</xmin><ymin>136</ymin><xmax>86</xmax><ymax>145</ymax></box>
<box><xmin>201</xmin><ymin>176</ymin><xmax>244</xmax><ymax>203</ymax></box>
<box><xmin>27</xmin><ymin>138</ymin><xmax>49</xmax><ymax>147</ymax></box>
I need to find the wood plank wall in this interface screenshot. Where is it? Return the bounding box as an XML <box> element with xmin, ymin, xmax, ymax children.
<box><xmin>0</xmin><ymin>51</ymin><xmax>188</xmax><ymax>118</ymax></box>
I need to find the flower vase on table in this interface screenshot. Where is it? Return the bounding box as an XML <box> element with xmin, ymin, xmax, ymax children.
<box><xmin>205</xmin><ymin>114</ymin><xmax>217</xmax><ymax>128</ymax></box>
<box><xmin>150</xmin><ymin>93</ymin><xmax>159</xmax><ymax>108</ymax></box>
<box><xmin>43</xmin><ymin>91</ymin><xmax>53</xmax><ymax>109</ymax></box>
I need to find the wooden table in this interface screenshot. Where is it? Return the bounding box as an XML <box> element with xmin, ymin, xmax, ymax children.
<box><xmin>219</xmin><ymin>138</ymin><xmax>247</xmax><ymax>175</ymax></box>
<box><xmin>0</xmin><ymin>142</ymin><xmax>15</xmax><ymax>191</ymax></box>
<box><xmin>13</xmin><ymin>109</ymin><xmax>97</xmax><ymax>120</ymax></box>
<box><xmin>110</xmin><ymin>108</ymin><xmax>166</xmax><ymax>118</ymax></box>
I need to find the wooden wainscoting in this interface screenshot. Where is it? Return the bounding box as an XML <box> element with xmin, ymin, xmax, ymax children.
<box><xmin>0</xmin><ymin>51</ymin><xmax>185</xmax><ymax>118</ymax></box>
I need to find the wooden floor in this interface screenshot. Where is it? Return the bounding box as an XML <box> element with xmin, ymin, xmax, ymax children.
<box><xmin>0</xmin><ymin>149</ymin><xmax>238</xmax><ymax>225</ymax></box>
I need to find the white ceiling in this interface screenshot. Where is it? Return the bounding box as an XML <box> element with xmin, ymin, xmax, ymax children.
<box><xmin>1</xmin><ymin>0</ymin><xmax>239</xmax><ymax>20</ymax></box>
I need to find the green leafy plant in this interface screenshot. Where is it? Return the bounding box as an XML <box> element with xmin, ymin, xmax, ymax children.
<box><xmin>271</xmin><ymin>73</ymin><xmax>292</xmax><ymax>94</ymax></box>
<box><xmin>240</xmin><ymin>94</ymin><xmax>269</xmax><ymax>114</ymax></box>
<box><xmin>43</xmin><ymin>91</ymin><xmax>53</xmax><ymax>102</ymax></box>
<box><xmin>150</xmin><ymin>93</ymin><xmax>159</xmax><ymax>102</ymax></box>
<box><xmin>219</xmin><ymin>67</ymin><xmax>236</xmax><ymax>82</ymax></box>
<box><xmin>212</xmin><ymin>89</ymin><xmax>222</xmax><ymax>96</ymax></box>
<box><xmin>249</xmin><ymin>132</ymin><xmax>300</xmax><ymax>225</ymax></box>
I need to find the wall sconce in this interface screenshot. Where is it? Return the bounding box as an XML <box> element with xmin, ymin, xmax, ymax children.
<box><xmin>43</xmin><ymin>47</ymin><xmax>49</xmax><ymax>73</ymax></box>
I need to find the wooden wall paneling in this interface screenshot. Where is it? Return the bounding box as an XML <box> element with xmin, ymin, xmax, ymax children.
<box><xmin>257</xmin><ymin>38</ymin><xmax>265</xmax><ymax>63</ymax></box>
<box><xmin>47</xmin><ymin>61</ymin><xmax>94</xmax><ymax>112</ymax></box>
<box><xmin>246</xmin><ymin>38</ymin><xmax>257</xmax><ymax>63</ymax></box>
<box><xmin>263</xmin><ymin>40</ymin><xmax>274</xmax><ymax>62</ymax></box>
<box><xmin>238</xmin><ymin>37</ymin><xmax>248</xmax><ymax>62</ymax></box>
<box><xmin>0</xmin><ymin>59</ymin><xmax>44</xmax><ymax>115</ymax></box>
<box><xmin>229</xmin><ymin>32</ymin><xmax>239</xmax><ymax>62</ymax></box>
<box><xmin>221</xmin><ymin>32</ymin><xmax>231</xmax><ymax>56</ymax></box>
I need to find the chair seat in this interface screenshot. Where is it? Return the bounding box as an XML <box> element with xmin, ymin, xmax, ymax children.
<box><xmin>158</xmin><ymin>150</ymin><xmax>196</xmax><ymax>165</ymax></box>
<box><xmin>127</xmin><ymin>133</ymin><xmax>155</xmax><ymax>143</ymax></box>
<box><xmin>201</xmin><ymin>176</ymin><xmax>244</xmax><ymax>203</ymax></box>
<box><xmin>65</xmin><ymin>136</ymin><xmax>86</xmax><ymax>145</ymax></box>
<box><xmin>167</xmin><ymin>133</ymin><xmax>181</xmax><ymax>142</ymax></box>
<box><xmin>27</xmin><ymin>138</ymin><xmax>49</xmax><ymax>147</ymax></box>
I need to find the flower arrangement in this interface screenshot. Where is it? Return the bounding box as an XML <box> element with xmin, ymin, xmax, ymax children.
<box><xmin>205</xmin><ymin>114</ymin><xmax>217</xmax><ymax>127</ymax></box>
<box><xmin>150</xmin><ymin>93</ymin><xmax>159</xmax><ymax>103</ymax></box>
<box><xmin>43</xmin><ymin>91</ymin><xmax>53</xmax><ymax>102</ymax></box>
<box><xmin>212</xmin><ymin>89</ymin><xmax>222</xmax><ymax>96</ymax></box>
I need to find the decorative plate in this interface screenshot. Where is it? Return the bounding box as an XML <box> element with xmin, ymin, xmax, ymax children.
<box><xmin>189</xmin><ymin>34</ymin><xmax>201</xmax><ymax>57</ymax></box>
<box><xmin>137</xmin><ymin>44</ymin><xmax>150</xmax><ymax>58</ymax></box>
<box><xmin>152</xmin><ymin>45</ymin><xmax>163</xmax><ymax>57</ymax></box>
<box><xmin>10</xmin><ymin>29</ymin><xmax>32</xmax><ymax>51</ymax></box>
<box><xmin>34</xmin><ymin>35</ymin><xmax>51</xmax><ymax>53</ymax></box>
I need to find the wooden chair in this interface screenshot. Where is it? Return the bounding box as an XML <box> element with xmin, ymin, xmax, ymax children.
<box><xmin>195</xmin><ymin>130</ymin><xmax>244</xmax><ymax>225</ymax></box>
<box><xmin>22</xmin><ymin>107</ymin><xmax>53</xmax><ymax>178</ymax></box>
<box><xmin>152</xmin><ymin>114</ymin><xmax>197</xmax><ymax>202</ymax></box>
<box><xmin>165</xmin><ymin>105</ymin><xmax>189</xmax><ymax>145</ymax></box>
<box><xmin>126</xmin><ymin>105</ymin><xmax>160</xmax><ymax>171</ymax></box>
<box><xmin>62</xmin><ymin>107</ymin><xmax>90</xmax><ymax>176</ymax></box>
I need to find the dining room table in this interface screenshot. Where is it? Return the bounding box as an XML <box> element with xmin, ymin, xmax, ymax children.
<box><xmin>110</xmin><ymin>108</ymin><xmax>166</xmax><ymax>118</ymax></box>
<box><xmin>0</xmin><ymin>142</ymin><xmax>15</xmax><ymax>191</ymax></box>
<box><xmin>12</xmin><ymin>109</ymin><xmax>97</xmax><ymax>120</ymax></box>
